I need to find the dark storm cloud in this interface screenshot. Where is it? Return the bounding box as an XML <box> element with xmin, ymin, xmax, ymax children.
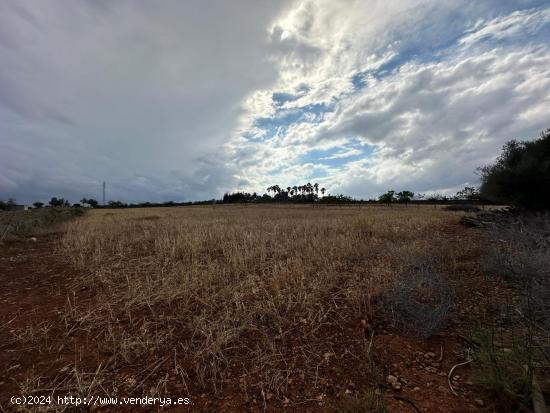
<box><xmin>0</xmin><ymin>0</ymin><xmax>290</xmax><ymax>203</ymax></box>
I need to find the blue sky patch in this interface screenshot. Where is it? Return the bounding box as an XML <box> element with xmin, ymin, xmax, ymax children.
<box><xmin>299</xmin><ymin>142</ymin><xmax>377</xmax><ymax>168</ymax></box>
<box><xmin>250</xmin><ymin>102</ymin><xmax>334</xmax><ymax>141</ymax></box>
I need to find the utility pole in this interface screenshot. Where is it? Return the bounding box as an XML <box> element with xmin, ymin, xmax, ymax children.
<box><xmin>102</xmin><ymin>181</ymin><xmax>106</xmax><ymax>206</ymax></box>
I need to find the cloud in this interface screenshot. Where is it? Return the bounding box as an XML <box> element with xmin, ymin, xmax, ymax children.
<box><xmin>1</xmin><ymin>0</ymin><xmax>549</xmax><ymax>203</ymax></box>
<box><xmin>0</xmin><ymin>0</ymin><xmax>290</xmax><ymax>203</ymax></box>
<box><xmin>459</xmin><ymin>6</ymin><xmax>550</xmax><ymax>47</ymax></box>
<box><xmin>231</xmin><ymin>1</ymin><xmax>550</xmax><ymax>198</ymax></box>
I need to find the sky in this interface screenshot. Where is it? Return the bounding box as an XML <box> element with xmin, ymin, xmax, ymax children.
<box><xmin>1</xmin><ymin>0</ymin><xmax>549</xmax><ymax>204</ymax></box>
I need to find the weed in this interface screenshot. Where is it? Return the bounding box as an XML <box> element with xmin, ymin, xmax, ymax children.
<box><xmin>472</xmin><ymin>328</ymin><xmax>534</xmax><ymax>411</ymax></box>
<box><xmin>384</xmin><ymin>267</ymin><xmax>451</xmax><ymax>339</ymax></box>
<box><xmin>335</xmin><ymin>389</ymin><xmax>386</xmax><ymax>413</ymax></box>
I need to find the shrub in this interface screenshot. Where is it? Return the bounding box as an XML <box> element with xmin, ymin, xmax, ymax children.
<box><xmin>472</xmin><ymin>328</ymin><xmax>535</xmax><ymax>412</ymax></box>
<box><xmin>479</xmin><ymin>212</ymin><xmax>550</xmax><ymax>409</ymax></box>
<box><xmin>335</xmin><ymin>389</ymin><xmax>386</xmax><ymax>413</ymax></box>
<box><xmin>479</xmin><ymin>129</ymin><xmax>550</xmax><ymax>210</ymax></box>
<box><xmin>384</xmin><ymin>267</ymin><xmax>451</xmax><ymax>339</ymax></box>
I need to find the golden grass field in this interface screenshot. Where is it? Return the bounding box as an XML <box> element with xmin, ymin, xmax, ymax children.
<box><xmin>55</xmin><ymin>205</ymin><xmax>474</xmax><ymax>409</ymax></box>
<box><xmin>7</xmin><ymin>204</ymin><xmax>545</xmax><ymax>412</ymax></box>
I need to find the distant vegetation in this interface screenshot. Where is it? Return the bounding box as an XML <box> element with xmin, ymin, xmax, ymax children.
<box><xmin>0</xmin><ymin>207</ymin><xmax>84</xmax><ymax>242</ymax></box>
<box><xmin>0</xmin><ymin>186</ymin><xmax>485</xmax><ymax>211</ymax></box>
<box><xmin>0</xmin><ymin>198</ymin><xmax>17</xmax><ymax>210</ymax></box>
<box><xmin>222</xmin><ymin>186</ymin><xmax>480</xmax><ymax>206</ymax></box>
<box><xmin>1</xmin><ymin>186</ymin><xmax>483</xmax><ymax>211</ymax></box>
<box><xmin>223</xmin><ymin>182</ymin><xmax>352</xmax><ymax>204</ymax></box>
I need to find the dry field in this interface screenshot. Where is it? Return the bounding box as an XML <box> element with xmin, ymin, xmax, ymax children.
<box><xmin>1</xmin><ymin>205</ymin><xmax>546</xmax><ymax>412</ymax></box>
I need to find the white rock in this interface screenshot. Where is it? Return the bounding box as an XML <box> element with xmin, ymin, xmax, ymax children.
<box><xmin>386</xmin><ymin>375</ymin><xmax>401</xmax><ymax>390</ymax></box>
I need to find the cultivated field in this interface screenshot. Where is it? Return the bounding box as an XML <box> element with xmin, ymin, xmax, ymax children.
<box><xmin>1</xmin><ymin>205</ymin><xmax>548</xmax><ymax>412</ymax></box>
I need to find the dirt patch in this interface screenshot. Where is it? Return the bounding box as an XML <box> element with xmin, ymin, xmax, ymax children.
<box><xmin>0</xmin><ymin>236</ymin><xmax>75</xmax><ymax>401</ymax></box>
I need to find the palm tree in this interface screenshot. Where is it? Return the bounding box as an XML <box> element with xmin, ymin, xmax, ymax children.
<box><xmin>286</xmin><ymin>186</ymin><xmax>291</xmax><ymax>195</ymax></box>
<box><xmin>292</xmin><ymin>186</ymin><xmax>298</xmax><ymax>196</ymax></box>
<box><xmin>321</xmin><ymin>187</ymin><xmax>326</xmax><ymax>197</ymax></box>
<box><xmin>314</xmin><ymin>183</ymin><xmax>319</xmax><ymax>196</ymax></box>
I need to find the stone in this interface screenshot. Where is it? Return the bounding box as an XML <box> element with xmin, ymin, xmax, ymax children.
<box><xmin>386</xmin><ymin>375</ymin><xmax>401</xmax><ymax>390</ymax></box>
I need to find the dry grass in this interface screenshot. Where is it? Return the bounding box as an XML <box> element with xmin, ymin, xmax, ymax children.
<box><xmin>51</xmin><ymin>205</ymin><xmax>468</xmax><ymax>402</ymax></box>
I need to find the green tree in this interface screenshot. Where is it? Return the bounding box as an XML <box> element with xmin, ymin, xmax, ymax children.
<box><xmin>107</xmin><ymin>200</ymin><xmax>127</xmax><ymax>208</ymax></box>
<box><xmin>33</xmin><ymin>201</ymin><xmax>44</xmax><ymax>208</ymax></box>
<box><xmin>455</xmin><ymin>186</ymin><xmax>479</xmax><ymax>201</ymax></box>
<box><xmin>479</xmin><ymin>129</ymin><xmax>550</xmax><ymax>209</ymax></box>
<box><xmin>378</xmin><ymin>190</ymin><xmax>396</xmax><ymax>205</ymax></box>
<box><xmin>0</xmin><ymin>199</ymin><xmax>18</xmax><ymax>210</ymax></box>
<box><xmin>49</xmin><ymin>197</ymin><xmax>69</xmax><ymax>207</ymax></box>
<box><xmin>396</xmin><ymin>190</ymin><xmax>414</xmax><ymax>204</ymax></box>
<box><xmin>81</xmin><ymin>198</ymin><xmax>99</xmax><ymax>208</ymax></box>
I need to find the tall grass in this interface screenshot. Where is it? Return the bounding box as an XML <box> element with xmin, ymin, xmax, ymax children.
<box><xmin>56</xmin><ymin>206</ymin><xmax>465</xmax><ymax>399</ymax></box>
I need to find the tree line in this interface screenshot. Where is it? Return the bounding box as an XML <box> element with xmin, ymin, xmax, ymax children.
<box><xmin>224</xmin><ymin>182</ymin><xmax>483</xmax><ymax>205</ymax></box>
<box><xmin>0</xmin><ymin>196</ymin><xmax>218</xmax><ymax>210</ymax></box>
<box><xmin>224</xmin><ymin>182</ymin><xmax>327</xmax><ymax>203</ymax></box>
<box><xmin>0</xmin><ymin>184</ymin><xmax>500</xmax><ymax>211</ymax></box>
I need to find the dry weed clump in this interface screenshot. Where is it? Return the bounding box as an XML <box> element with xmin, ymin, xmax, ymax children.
<box><xmin>56</xmin><ymin>205</ymin><xmax>462</xmax><ymax>398</ymax></box>
<box><xmin>484</xmin><ymin>213</ymin><xmax>550</xmax><ymax>331</ymax></box>
<box><xmin>474</xmin><ymin>211</ymin><xmax>550</xmax><ymax>410</ymax></box>
<box><xmin>384</xmin><ymin>267</ymin><xmax>451</xmax><ymax>339</ymax></box>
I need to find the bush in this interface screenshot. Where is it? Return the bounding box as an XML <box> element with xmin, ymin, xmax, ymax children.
<box><xmin>481</xmin><ymin>212</ymin><xmax>550</xmax><ymax>406</ymax></box>
<box><xmin>384</xmin><ymin>267</ymin><xmax>451</xmax><ymax>339</ymax></box>
<box><xmin>479</xmin><ymin>129</ymin><xmax>550</xmax><ymax>210</ymax></box>
<box><xmin>335</xmin><ymin>389</ymin><xmax>386</xmax><ymax>413</ymax></box>
<box><xmin>472</xmin><ymin>328</ymin><xmax>535</xmax><ymax>412</ymax></box>
<box><xmin>484</xmin><ymin>212</ymin><xmax>549</xmax><ymax>283</ymax></box>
